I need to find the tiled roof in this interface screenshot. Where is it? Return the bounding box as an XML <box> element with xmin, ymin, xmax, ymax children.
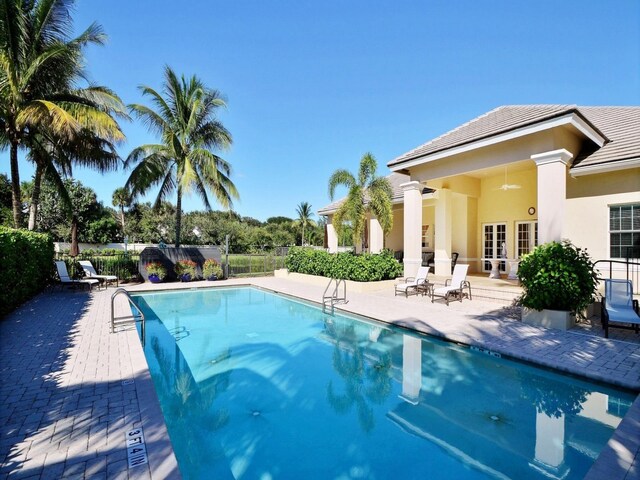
<box><xmin>318</xmin><ymin>172</ymin><xmax>409</xmax><ymax>215</ymax></box>
<box><xmin>573</xmin><ymin>106</ymin><xmax>640</xmax><ymax>169</ymax></box>
<box><xmin>388</xmin><ymin>105</ymin><xmax>640</xmax><ymax>170</ymax></box>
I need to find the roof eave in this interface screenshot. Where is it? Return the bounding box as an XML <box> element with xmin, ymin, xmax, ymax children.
<box><xmin>389</xmin><ymin>111</ymin><xmax>608</xmax><ymax>172</ymax></box>
<box><xmin>570</xmin><ymin>157</ymin><xmax>640</xmax><ymax>177</ymax></box>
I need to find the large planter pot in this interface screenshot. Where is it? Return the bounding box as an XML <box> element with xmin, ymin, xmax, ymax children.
<box><xmin>206</xmin><ymin>275</ymin><xmax>218</xmax><ymax>281</ymax></box>
<box><xmin>180</xmin><ymin>273</ymin><xmax>192</xmax><ymax>282</ymax></box>
<box><xmin>148</xmin><ymin>274</ymin><xmax>162</xmax><ymax>284</ymax></box>
<box><xmin>522</xmin><ymin>308</ymin><xmax>576</xmax><ymax>331</ymax></box>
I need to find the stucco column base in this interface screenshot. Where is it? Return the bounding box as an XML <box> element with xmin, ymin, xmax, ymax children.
<box><xmin>403</xmin><ymin>258</ymin><xmax>422</xmax><ymax>279</ymax></box>
<box><xmin>434</xmin><ymin>259</ymin><xmax>451</xmax><ymax>276</ymax></box>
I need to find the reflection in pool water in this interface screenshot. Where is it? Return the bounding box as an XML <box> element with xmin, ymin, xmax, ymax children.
<box><xmin>133</xmin><ymin>287</ymin><xmax>634</xmax><ymax>480</ymax></box>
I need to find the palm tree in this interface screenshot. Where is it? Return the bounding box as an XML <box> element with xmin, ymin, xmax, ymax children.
<box><xmin>0</xmin><ymin>0</ymin><xmax>125</xmax><ymax>227</ymax></box>
<box><xmin>27</xmin><ymin>129</ymin><xmax>122</xmax><ymax>231</ymax></box>
<box><xmin>112</xmin><ymin>187</ymin><xmax>131</xmax><ymax>237</ymax></box>
<box><xmin>294</xmin><ymin>201</ymin><xmax>315</xmax><ymax>246</ymax></box>
<box><xmin>125</xmin><ymin>66</ymin><xmax>239</xmax><ymax>247</ymax></box>
<box><xmin>328</xmin><ymin>153</ymin><xmax>393</xmax><ymax>251</ymax></box>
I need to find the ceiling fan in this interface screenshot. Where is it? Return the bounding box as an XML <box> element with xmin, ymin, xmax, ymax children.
<box><xmin>496</xmin><ymin>166</ymin><xmax>521</xmax><ymax>191</ymax></box>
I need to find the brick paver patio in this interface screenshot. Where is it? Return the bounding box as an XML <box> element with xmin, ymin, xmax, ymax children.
<box><xmin>1</xmin><ymin>277</ymin><xmax>638</xmax><ymax>479</ymax></box>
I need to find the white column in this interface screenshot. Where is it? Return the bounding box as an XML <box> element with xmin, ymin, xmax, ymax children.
<box><xmin>326</xmin><ymin>216</ymin><xmax>338</xmax><ymax>253</ymax></box>
<box><xmin>400</xmin><ymin>335</ymin><xmax>422</xmax><ymax>404</ymax></box>
<box><xmin>434</xmin><ymin>188</ymin><xmax>452</xmax><ymax>275</ymax></box>
<box><xmin>535</xmin><ymin>411</ymin><xmax>565</xmax><ymax>469</ymax></box>
<box><xmin>531</xmin><ymin>149</ymin><xmax>573</xmax><ymax>244</ymax></box>
<box><xmin>369</xmin><ymin>216</ymin><xmax>384</xmax><ymax>254</ymax></box>
<box><xmin>402</xmin><ymin>181</ymin><xmax>422</xmax><ymax>278</ymax></box>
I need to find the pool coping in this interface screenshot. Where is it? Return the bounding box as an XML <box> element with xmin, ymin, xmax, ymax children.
<box><xmin>123</xmin><ymin>279</ymin><xmax>640</xmax><ymax>480</ymax></box>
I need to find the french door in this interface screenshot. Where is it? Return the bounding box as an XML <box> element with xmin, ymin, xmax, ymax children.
<box><xmin>483</xmin><ymin>223</ymin><xmax>507</xmax><ymax>272</ymax></box>
<box><xmin>516</xmin><ymin>221</ymin><xmax>538</xmax><ymax>258</ymax></box>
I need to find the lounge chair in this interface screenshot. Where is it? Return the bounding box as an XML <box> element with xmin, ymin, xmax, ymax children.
<box><xmin>395</xmin><ymin>266</ymin><xmax>432</xmax><ymax>297</ymax></box>
<box><xmin>79</xmin><ymin>260</ymin><xmax>118</xmax><ymax>288</ymax></box>
<box><xmin>55</xmin><ymin>261</ymin><xmax>100</xmax><ymax>291</ymax></box>
<box><xmin>431</xmin><ymin>264</ymin><xmax>472</xmax><ymax>305</ymax></box>
<box><xmin>450</xmin><ymin>252</ymin><xmax>459</xmax><ymax>273</ymax></box>
<box><xmin>601</xmin><ymin>279</ymin><xmax>640</xmax><ymax>338</ymax></box>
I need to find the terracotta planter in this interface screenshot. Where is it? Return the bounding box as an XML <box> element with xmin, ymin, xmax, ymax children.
<box><xmin>522</xmin><ymin>308</ymin><xmax>575</xmax><ymax>331</ymax></box>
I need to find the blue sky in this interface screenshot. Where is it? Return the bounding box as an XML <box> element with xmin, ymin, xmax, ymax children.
<box><xmin>4</xmin><ymin>0</ymin><xmax>639</xmax><ymax>221</ymax></box>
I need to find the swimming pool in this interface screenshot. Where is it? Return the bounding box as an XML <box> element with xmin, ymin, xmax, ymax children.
<box><xmin>133</xmin><ymin>287</ymin><xmax>635</xmax><ymax>479</ymax></box>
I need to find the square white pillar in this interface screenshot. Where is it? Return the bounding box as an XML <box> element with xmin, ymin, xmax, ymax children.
<box><xmin>400</xmin><ymin>335</ymin><xmax>422</xmax><ymax>404</ymax></box>
<box><xmin>326</xmin><ymin>217</ymin><xmax>338</xmax><ymax>253</ymax></box>
<box><xmin>535</xmin><ymin>411</ymin><xmax>565</xmax><ymax>469</ymax></box>
<box><xmin>369</xmin><ymin>216</ymin><xmax>384</xmax><ymax>254</ymax></box>
<box><xmin>402</xmin><ymin>181</ymin><xmax>423</xmax><ymax>278</ymax></box>
<box><xmin>532</xmin><ymin>149</ymin><xmax>573</xmax><ymax>244</ymax></box>
<box><xmin>434</xmin><ymin>188</ymin><xmax>453</xmax><ymax>275</ymax></box>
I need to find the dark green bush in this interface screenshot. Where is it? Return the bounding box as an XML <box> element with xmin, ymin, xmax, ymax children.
<box><xmin>285</xmin><ymin>247</ymin><xmax>402</xmax><ymax>281</ymax></box>
<box><xmin>518</xmin><ymin>240</ymin><xmax>599</xmax><ymax>317</ymax></box>
<box><xmin>0</xmin><ymin>227</ymin><xmax>54</xmax><ymax>317</ymax></box>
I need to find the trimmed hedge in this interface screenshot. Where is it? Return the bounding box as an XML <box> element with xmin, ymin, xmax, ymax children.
<box><xmin>0</xmin><ymin>227</ymin><xmax>54</xmax><ymax>317</ymax></box>
<box><xmin>285</xmin><ymin>247</ymin><xmax>403</xmax><ymax>282</ymax></box>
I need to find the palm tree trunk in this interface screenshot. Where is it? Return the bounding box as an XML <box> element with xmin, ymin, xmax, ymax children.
<box><xmin>28</xmin><ymin>163</ymin><xmax>44</xmax><ymax>231</ymax></box>
<box><xmin>175</xmin><ymin>186</ymin><xmax>182</xmax><ymax>248</ymax></box>
<box><xmin>10</xmin><ymin>142</ymin><xmax>22</xmax><ymax>228</ymax></box>
<box><xmin>302</xmin><ymin>225</ymin><xmax>305</xmax><ymax>246</ymax></box>
<box><xmin>120</xmin><ymin>206</ymin><xmax>126</xmax><ymax>237</ymax></box>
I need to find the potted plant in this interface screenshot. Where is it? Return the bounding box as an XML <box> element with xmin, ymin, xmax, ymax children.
<box><xmin>175</xmin><ymin>259</ymin><xmax>197</xmax><ymax>282</ymax></box>
<box><xmin>146</xmin><ymin>262</ymin><xmax>167</xmax><ymax>283</ymax></box>
<box><xmin>518</xmin><ymin>240</ymin><xmax>600</xmax><ymax>330</ymax></box>
<box><xmin>203</xmin><ymin>258</ymin><xmax>224</xmax><ymax>281</ymax></box>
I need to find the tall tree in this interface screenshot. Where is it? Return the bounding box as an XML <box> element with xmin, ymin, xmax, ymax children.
<box><xmin>112</xmin><ymin>187</ymin><xmax>131</xmax><ymax>237</ymax></box>
<box><xmin>0</xmin><ymin>0</ymin><xmax>125</xmax><ymax>227</ymax></box>
<box><xmin>328</xmin><ymin>153</ymin><xmax>393</xmax><ymax>251</ymax></box>
<box><xmin>294</xmin><ymin>201</ymin><xmax>315</xmax><ymax>246</ymax></box>
<box><xmin>125</xmin><ymin>66</ymin><xmax>239</xmax><ymax>247</ymax></box>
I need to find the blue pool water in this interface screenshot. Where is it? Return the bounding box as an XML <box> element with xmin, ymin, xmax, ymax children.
<box><xmin>133</xmin><ymin>287</ymin><xmax>635</xmax><ymax>480</ymax></box>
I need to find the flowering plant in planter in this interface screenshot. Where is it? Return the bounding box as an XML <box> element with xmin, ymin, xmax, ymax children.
<box><xmin>145</xmin><ymin>262</ymin><xmax>167</xmax><ymax>283</ymax></box>
<box><xmin>175</xmin><ymin>259</ymin><xmax>198</xmax><ymax>282</ymax></box>
<box><xmin>203</xmin><ymin>259</ymin><xmax>224</xmax><ymax>280</ymax></box>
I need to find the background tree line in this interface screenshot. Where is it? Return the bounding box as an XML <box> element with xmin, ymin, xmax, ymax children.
<box><xmin>0</xmin><ymin>173</ymin><xmax>329</xmax><ymax>253</ymax></box>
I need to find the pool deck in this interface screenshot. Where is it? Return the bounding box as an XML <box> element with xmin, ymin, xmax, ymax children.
<box><xmin>0</xmin><ymin>276</ymin><xmax>638</xmax><ymax>479</ymax></box>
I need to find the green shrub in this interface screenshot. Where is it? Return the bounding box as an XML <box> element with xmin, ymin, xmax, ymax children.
<box><xmin>518</xmin><ymin>240</ymin><xmax>599</xmax><ymax>317</ymax></box>
<box><xmin>285</xmin><ymin>247</ymin><xmax>402</xmax><ymax>281</ymax></box>
<box><xmin>0</xmin><ymin>227</ymin><xmax>54</xmax><ymax>316</ymax></box>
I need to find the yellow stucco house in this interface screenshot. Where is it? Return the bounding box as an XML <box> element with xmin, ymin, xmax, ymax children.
<box><xmin>319</xmin><ymin>105</ymin><xmax>640</xmax><ymax>278</ymax></box>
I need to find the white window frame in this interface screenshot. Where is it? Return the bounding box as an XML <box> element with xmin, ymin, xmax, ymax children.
<box><xmin>515</xmin><ymin>221</ymin><xmax>538</xmax><ymax>259</ymax></box>
<box><xmin>609</xmin><ymin>203</ymin><xmax>640</xmax><ymax>259</ymax></box>
<box><xmin>482</xmin><ymin>222</ymin><xmax>507</xmax><ymax>272</ymax></box>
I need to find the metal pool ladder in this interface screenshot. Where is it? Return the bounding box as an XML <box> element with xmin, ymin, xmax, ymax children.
<box><xmin>322</xmin><ymin>278</ymin><xmax>347</xmax><ymax>314</ymax></box>
<box><xmin>111</xmin><ymin>288</ymin><xmax>146</xmax><ymax>340</ymax></box>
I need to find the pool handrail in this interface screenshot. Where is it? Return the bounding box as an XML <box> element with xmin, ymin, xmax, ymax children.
<box><xmin>111</xmin><ymin>288</ymin><xmax>146</xmax><ymax>341</ymax></box>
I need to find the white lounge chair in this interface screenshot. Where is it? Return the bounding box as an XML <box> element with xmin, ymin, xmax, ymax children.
<box><xmin>431</xmin><ymin>264</ymin><xmax>472</xmax><ymax>305</ymax></box>
<box><xmin>601</xmin><ymin>279</ymin><xmax>640</xmax><ymax>338</ymax></box>
<box><xmin>55</xmin><ymin>260</ymin><xmax>100</xmax><ymax>291</ymax></box>
<box><xmin>395</xmin><ymin>266</ymin><xmax>432</xmax><ymax>297</ymax></box>
<box><xmin>79</xmin><ymin>260</ymin><xmax>118</xmax><ymax>288</ymax></box>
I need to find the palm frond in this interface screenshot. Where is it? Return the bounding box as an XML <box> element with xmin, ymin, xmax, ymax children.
<box><xmin>328</xmin><ymin>169</ymin><xmax>356</xmax><ymax>200</ymax></box>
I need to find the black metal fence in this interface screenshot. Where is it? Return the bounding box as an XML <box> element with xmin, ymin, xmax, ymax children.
<box><xmin>54</xmin><ymin>251</ymin><xmax>140</xmax><ymax>281</ymax></box>
<box><xmin>54</xmin><ymin>245</ymin><xmax>293</xmax><ymax>281</ymax></box>
<box><xmin>227</xmin><ymin>247</ymin><xmax>289</xmax><ymax>277</ymax></box>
